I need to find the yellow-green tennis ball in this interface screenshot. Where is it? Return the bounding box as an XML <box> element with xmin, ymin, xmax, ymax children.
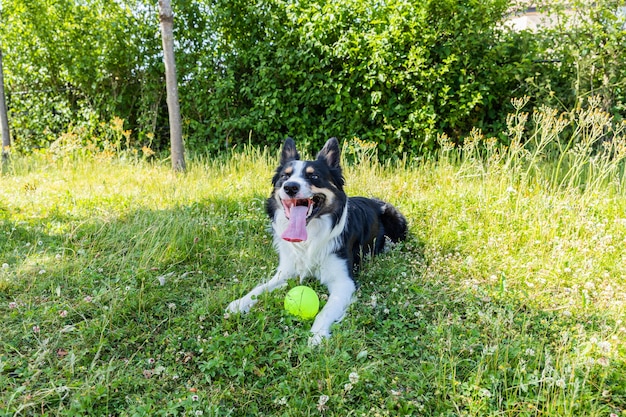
<box><xmin>284</xmin><ymin>286</ymin><xmax>319</xmax><ymax>319</ymax></box>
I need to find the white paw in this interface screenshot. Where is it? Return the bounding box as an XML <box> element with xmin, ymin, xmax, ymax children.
<box><xmin>308</xmin><ymin>331</ymin><xmax>330</xmax><ymax>347</ymax></box>
<box><xmin>226</xmin><ymin>297</ymin><xmax>255</xmax><ymax>314</ymax></box>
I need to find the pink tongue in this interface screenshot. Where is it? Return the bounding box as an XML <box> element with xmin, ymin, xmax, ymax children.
<box><xmin>282</xmin><ymin>205</ymin><xmax>309</xmax><ymax>242</ymax></box>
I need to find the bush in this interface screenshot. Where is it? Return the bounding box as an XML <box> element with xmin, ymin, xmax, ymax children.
<box><xmin>1</xmin><ymin>0</ymin><xmax>624</xmax><ymax>157</ymax></box>
<box><xmin>508</xmin><ymin>0</ymin><xmax>626</xmax><ymax>121</ymax></box>
<box><xmin>200</xmin><ymin>0</ymin><xmax>515</xmax><ymax>155</ymax></box>
<box><xmin>0</xmin><ymin>0</ymin><xmax>162</xmax><ymax>151</ymax></box>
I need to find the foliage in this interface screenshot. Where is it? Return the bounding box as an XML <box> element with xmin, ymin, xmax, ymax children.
<box><xmin>0</xmin><ymin>0</ymin><xmax>625</xmax><ymax>157</ymax></box>
<box><xmin>203</xmin><ymin>0</ymin><xmax>515</xmax><ymax>154</ymax></box>
<box><xmin>0</xmin><ymin>0</ymin><xmax>163</xmax><ymax>151</ymax></box>
<box><xmin>511</xmin><ymin>0</ymin><xmax>626</xmax><ymax>119</ymax></box>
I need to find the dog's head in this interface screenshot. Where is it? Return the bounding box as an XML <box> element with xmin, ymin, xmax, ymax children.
<box><xmin>269</xmin><ymin>138</ymin><xmax>346</xmax><ymax>242</ymax></box>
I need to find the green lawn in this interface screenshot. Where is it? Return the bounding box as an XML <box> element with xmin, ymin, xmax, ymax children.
<box><xmin>1</xmin><ymin>128</ymin><xmax>625</xmax><ymax>415</ymax></box>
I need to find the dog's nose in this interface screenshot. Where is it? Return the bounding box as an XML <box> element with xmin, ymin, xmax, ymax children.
<box><xmin>283</xmin><ymin>181</ymin><xmax>300</xmax><ymax>197</ymax></box>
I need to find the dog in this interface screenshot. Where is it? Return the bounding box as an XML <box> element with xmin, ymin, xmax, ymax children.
<box><xmin>226</xmin><ymin>137</ymin><xmax>408</xmax><ymax>345</ymax></box>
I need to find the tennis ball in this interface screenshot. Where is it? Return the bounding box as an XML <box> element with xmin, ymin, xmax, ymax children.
<box><xmin>284</xmin><ymin>286</ymin><xmax>319</xmax><ymax>319</ymax></box>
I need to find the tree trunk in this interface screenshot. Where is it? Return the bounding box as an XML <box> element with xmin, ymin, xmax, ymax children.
<box><xmin>158</xmin><ymin>0</ymin><xmax>186</xmax><ymax>172</ymax></box>
<box><xmin>0</xmin><ymin>48</ymin><xmax>10</xmax><ymax>163</ymax></box>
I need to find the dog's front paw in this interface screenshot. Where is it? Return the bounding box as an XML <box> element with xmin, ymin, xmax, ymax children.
<box><xmin>308</xmin><ymin>331</ymin><xmax>330</xmax><ymax>347</ymax></box>
<box><xmin>226</xmin><ymin>297</ymin><xmax>255</xmax><ymax>314</ymax></box>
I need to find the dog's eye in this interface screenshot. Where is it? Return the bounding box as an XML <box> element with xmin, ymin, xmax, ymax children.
<box><xmin>280</xmin><ymin>173</ymin><xmax>290</xmax><ymax>180</ymax></box>
<box><xmin>308</xmin><ymin>173</ymin><xmax>319</xmax><ymax>180</ymax></box>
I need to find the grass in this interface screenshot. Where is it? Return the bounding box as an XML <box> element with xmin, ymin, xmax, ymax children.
<box><xmin>1</xmin><ymin>99</ymin><xmax>626</xmax><ymax>416</ymax></box>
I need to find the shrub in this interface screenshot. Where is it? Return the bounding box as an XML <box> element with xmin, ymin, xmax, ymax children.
<box><xmin>1</xmin><ymin>0</ymin><xmax>624</xmax><ymax>157</ymax></box>
<box><xmin>201</xmin><ymin>0</ymin><xmax>515</xmax><ymax>155</ymax></box>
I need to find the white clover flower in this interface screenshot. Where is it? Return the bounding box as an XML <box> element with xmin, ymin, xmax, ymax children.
<box><xmin>597</xmin><ymin>341</ymin><xmax>611</xmax><ymax>354</ymax></box>
<box><xmin>349</xmin><ymin>372</ymin><xmax>359</xmax><ymax>384</ymax></box>
<box><xmin>483</xmin><ymin>345</ymin><xmax>498</xmax><ymax>356</ymax></box>
<box><xmin>316</xmin><ymin>394</ymin><xmax>329</xmax><ymax>412</ymax></box>
<box><xmin>479</xmin><ymin>388</ymin><xmax>492</xmax><ymax>398</ymax></box>
<box><xmin>597</xmin><ymin>357</ymin><xmax>610</xmax><ymax>367</ymax></box>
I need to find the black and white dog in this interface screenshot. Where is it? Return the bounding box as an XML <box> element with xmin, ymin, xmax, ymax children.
<box><xmin>227</xmin><ymin>138</ymin><xmax>408</xmax><ymax>344</ymax></box>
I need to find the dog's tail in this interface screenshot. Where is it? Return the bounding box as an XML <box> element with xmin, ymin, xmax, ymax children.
<box><xmin>379</xmin><ymin>201</ymin><xmax>408</xmax><ymax>243</ymax></box>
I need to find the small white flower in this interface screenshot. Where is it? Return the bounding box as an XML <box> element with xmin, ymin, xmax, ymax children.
<box><xmin>1</xmin><ymin>263</ymin><xmax>9</xmax><ymax>269</ymax></box>
<box><xmin>317</xmin><ymin>394</ymin><xmax>329</xmax><ymax>412</ymax></box>
<box><xmin>38</xmin><ymin>269</ymin><xmax>46</xmax><ymax>275</ymax></box>
<box><xmin>8</xmin><ymin>302</ymin><xmax>17</xmax><ymax>309</ymax></box>
<box><xmin>483</xmin><ymin>345</ymin><xmax>498</xmax><ymax>356</ymax></box>
<box><xmin>555</xmin><ymin>378</ymin><xmax>566</xmax><ymax>389</ymax></box>
<box><xmin>479</xmin><ymin>388</ymin><xmax>492</xmax><ymax>398</ymax></box>
<box><xmin>349</xmin><ymin>371</ymin><xmax>359</xmax><ymax>384</ymax></box>
<box><xmin>343</xmin><ymin>383</ymin><xmax>353</xmax><ymax>392</ymax></box>
<box><xmin>597</xmin><ymin>357</ymin><xmax>610</xmax><ymax>367</ymax></box>
<box><xmin>597</xmin><ymin>341</ymin><xmax>611</xmax><ymax>354</ymax></box>
<box><xmin>370</xmin><ymin>295</ymin><xmax>377</xmax><ymax>307</ymax></box>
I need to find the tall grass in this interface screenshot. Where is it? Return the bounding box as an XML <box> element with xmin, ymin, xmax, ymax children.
<box><xmin>1</xmin><ymin>100</ymin><xmax>625</xmax><ymax>416</ymax></box>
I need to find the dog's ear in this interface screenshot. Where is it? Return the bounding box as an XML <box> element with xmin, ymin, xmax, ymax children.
<box><xmin>280</xmin><ymin>137</ymin><xmax>300</xmax><ymax>165</ymax></box>
<box><xmin>316</xmin><ymin>137</ymin><xmax>341</xmax><ymax>168</ymax></box>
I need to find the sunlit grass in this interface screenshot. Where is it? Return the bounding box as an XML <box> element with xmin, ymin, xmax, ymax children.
<box><xmin>1</xmin><ymin>100</ymin><xmax>625</xmax><ymax>415</ymax></box>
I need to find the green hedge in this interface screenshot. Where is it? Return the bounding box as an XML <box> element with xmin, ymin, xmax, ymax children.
<box><xmin>0</xmin><ymin>0</ymin><xmax>624</xmax><ymax>157</ymax></box>
<box><xmin>198</xmin><ymin>0</ymin><xmax>516</xmax><ymax>154</ymax></box>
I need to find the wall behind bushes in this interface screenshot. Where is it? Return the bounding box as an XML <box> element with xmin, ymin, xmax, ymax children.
<box><xmin>0</xmin><ymin>0</ymin><xmax>624</xmax><ymax>157</ymax></box>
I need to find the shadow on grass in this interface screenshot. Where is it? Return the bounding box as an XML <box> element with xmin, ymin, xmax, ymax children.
<box><xmin>1</xmin><ymin>199</ymin><xmax>624</xmax><ymax>416</ymax></box>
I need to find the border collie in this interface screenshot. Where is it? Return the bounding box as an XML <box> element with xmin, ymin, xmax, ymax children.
<box><xmin>227</xmin><ymin>138</ymin><xmax>408</xmax><ymax>345</ymax></box>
